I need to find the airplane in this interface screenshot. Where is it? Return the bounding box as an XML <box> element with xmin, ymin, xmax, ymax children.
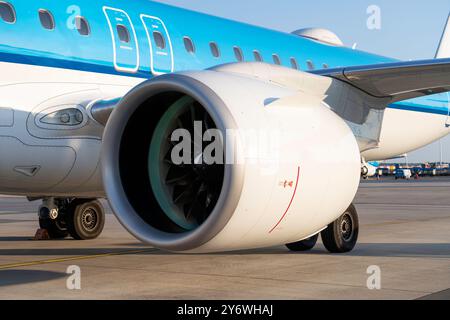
<box><xmin>361</xmin><ymin>161</ymin><xmax>379</xmax><ymax>179</ymax></box>
<box><xmin>0</xmin><ymin>0</ymin><xmax>450</xmax><ymax>253</ymax></box>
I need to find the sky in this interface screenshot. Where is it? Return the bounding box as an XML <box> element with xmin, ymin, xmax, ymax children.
<box><xmin>155</xmin><ymin>0</ymin><xmax>450</xmax><ymax>162</ymax></box>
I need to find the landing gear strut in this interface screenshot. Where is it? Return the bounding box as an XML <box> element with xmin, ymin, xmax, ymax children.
<box><xmin>38</xmin><ymin>198</ymin><xmax>105</xmax><ymax>240</ymax></box>
<box><xmin>285</xmin><ymin>204</ymin><xmax>359</xmax><ymax>253</ymax></box>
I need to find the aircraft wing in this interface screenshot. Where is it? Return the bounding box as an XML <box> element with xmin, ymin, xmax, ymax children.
<box><xmin>313</xmin><ymin>58</ymin><xmax>450</xmax><ymax>102</ymax></box>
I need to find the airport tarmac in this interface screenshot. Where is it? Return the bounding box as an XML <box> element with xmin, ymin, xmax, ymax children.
<box><xmin>0</xmin><ymin>177</ymin><xmax>449</xmax><ymax>300</ymax></box>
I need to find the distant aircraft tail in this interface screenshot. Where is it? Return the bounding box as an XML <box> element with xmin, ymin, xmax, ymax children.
<box><xmin>436</xmin><ymin>13</ymin><xmax>450</xmax><ymax>58</ymax></box>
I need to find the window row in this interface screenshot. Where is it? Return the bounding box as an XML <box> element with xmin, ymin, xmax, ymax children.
<box><xmin>142</xmin><ymin>28</ymin><xmax>329</xmax><ymax>71</ymax></box>
<box><xmin>0</xmin><ymin>2</ymin><xmax>90</xmax><ymax>36</ymax></box>
<box><xmin>1</xmin><ymin>1</ymin><xmax>331</xmax><ymax>71</ymax></box>
<box><xmin>181</xmin><ymin>36</ymin><xmax>329</xmax><ymax>71</ymax></box>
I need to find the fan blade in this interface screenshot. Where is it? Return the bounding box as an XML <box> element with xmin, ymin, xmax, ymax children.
<box><xmin>185</xmin><ymin>182</ymin><xmax>207</xmax><ymax>220</ymax></box>
<box><xmin>166</xmin><ymin>166</ymin><xmax>194</xmax><ymax>184</ymax></box>
<box><xmin>173</xmin><ymin>186</ymin><xmax>194</xmax><ymax>205</ymax></box>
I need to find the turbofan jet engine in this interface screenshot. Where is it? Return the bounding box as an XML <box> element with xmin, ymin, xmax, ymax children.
<box><xmin>102</xmin><ymin>63</ymin><xmax>361</xmax><ymax>253</ymax></box>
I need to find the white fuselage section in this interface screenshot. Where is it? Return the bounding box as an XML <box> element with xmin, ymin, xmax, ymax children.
<box><xmin>0</xmin><ymin>61</ymin><xmax>143</xmax><ymax>197</ymax></box>
<box><xmin>363</xmin><ymin>107</ymin><xmax>450</xmax><ymax>161</ymax></box>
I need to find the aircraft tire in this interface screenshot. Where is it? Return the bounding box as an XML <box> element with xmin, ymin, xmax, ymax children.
<box><xmin>286</xmin><ymin>234</ymin><xmax>319</xmax><ymax>252</ymax></box>
<box><xmin>66</xmin><ymin>199</ymin><xmax>105</xmax><ymax>240</ymax></box>
<box><xmin>321</xmin><ymin>204</ymin><xmax>359</xmax><ymax>253</ymax></box>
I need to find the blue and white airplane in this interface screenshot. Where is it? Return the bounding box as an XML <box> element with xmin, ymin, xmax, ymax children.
<box><xmin>1</xmin><ymin>0</ymin><xmax>450</xmax><ymax>253</ymax></box>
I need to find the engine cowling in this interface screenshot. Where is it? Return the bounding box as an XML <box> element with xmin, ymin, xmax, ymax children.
<box><xmin>101</xmin><ymin>67</ymin><xmax>361</xmax><ymax>253</ymax></box>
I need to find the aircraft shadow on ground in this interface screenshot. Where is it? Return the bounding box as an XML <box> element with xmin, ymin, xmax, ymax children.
<box><xmin>0</xmin><ymin>270</ymin><xmax>66</xmax><ymax>287</ymax></box>
<box><xmin>0</xmin><ymin>236</ymin><xmax>33</xmax><ymax>241</ymax></box>
<box><xmin>311</xmin><ymin>243</ymin><xmax>450</xmax><ymax>258</ymax></box>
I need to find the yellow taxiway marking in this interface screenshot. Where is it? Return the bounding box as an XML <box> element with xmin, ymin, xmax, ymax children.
<box><xmin>0</xmin><ymin>249</ymin><xmax>155</xmax><ymax>270</ymax></box>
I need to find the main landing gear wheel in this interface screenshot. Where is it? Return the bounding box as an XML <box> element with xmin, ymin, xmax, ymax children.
<box><xmin>286</xmin><ymin>234</ymin><xmax>319</xmax><ymax>252</ymax></box>
<box><xmin>321</xmin><ymin>204</ymin><xmax>359</xmax><ymax>253</ymax></box>
<box><xmin>66</xmin><ymin>199</ymin><xmax>105</xmax><ymax>240</ymax></box>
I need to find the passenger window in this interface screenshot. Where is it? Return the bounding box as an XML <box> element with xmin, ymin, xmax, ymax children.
<box><xmin>39</xmin><ymin>9</ymin><xmax>54</xmax><ymax>30</ymax></box>
<box><xmin>76</xmin><ymin>16</ymin><xmax>90</xmax><ymax>36</ymax></box>
<box><xmin>272</xmin><ymin>54</ymin><xmax>281</xmax><ymax>65</ymax></box>
<box><xmin>116</xmin><ymin>24</ymin><xmax>130</xmax><ymax>43</ymax></box>
<box><xmin>0</xmin><ymin>2</ymin><xmax>15</xmax><ymax>23</ymax></box>
<box><xmin>234</xmin><ymin>46</ymin><xmax>244</xmax><ymax>62</ymax></box>
<box><xmin>210</xmin><ymin>42</ymin><xmax>220</xmax><ymax>58</ymax></box>
<box><xmin>253</xmin><ymin>50</ymin><xmax>263</xmax><ymax>62</ymax></box>
<box><xmin>307</xmin><ymin>60</ymin><xmax>315</xmax><ymax>70</ymax></box>
<box><xmin>290</xmin><ymin>57</ymin><xmax>299</xmax><ymax>70</ymax></box>
<box><xmin>183</xmin><ymin>37</ymin><xmax>195</xmax><ymax>54</ymax></box>
<box><xmin>153</xmin><ymin>31</ymin><xmax>166</xmax><ymax>49</ymax></box>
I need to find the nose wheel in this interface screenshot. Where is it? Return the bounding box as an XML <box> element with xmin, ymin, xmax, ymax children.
<box><xmin>66</xmin><ymin>199</ymin><xmax>105</xmax><ymax>240</ymax></box>
<box><xmin>37</xmin><ymin>198</ymin><xmax>105</xmax><ymax>240</ymax></box>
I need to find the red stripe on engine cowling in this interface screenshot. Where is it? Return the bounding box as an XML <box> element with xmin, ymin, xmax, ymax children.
<box><xmin>269</xmin><ymin>166</ymin><xmax>300</xmax><ymax>234</ymax></box>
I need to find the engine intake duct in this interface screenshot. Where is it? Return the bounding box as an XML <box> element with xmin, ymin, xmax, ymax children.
<box><xmin>102</xmin><ymin>75</ymin><xmax>244</xmax><ymax>252</ymax></box>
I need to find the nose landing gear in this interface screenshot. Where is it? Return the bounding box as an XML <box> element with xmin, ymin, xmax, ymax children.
<box><xmin>37</xmin><ymin>198</ymin><xmax>105</xmax><ymax>240</ymax></box>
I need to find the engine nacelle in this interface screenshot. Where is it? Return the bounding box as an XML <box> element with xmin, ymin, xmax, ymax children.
<box><xmin>102</xmin><ymin>68</ymin><xmax>361</xmax><ymax>253</ymax></box>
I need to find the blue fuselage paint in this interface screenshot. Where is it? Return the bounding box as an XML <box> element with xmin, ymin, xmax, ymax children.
<box><xmin>0</xmin><ymin>0</ymin><xmax>448</xmax><ymax>115</ymax></box>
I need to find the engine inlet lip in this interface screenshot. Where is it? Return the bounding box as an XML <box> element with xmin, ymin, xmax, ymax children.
<box><xmin>102</xmin><ymin>73</ymin><xmax>245</xmax><ymax>252</ymax></box>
